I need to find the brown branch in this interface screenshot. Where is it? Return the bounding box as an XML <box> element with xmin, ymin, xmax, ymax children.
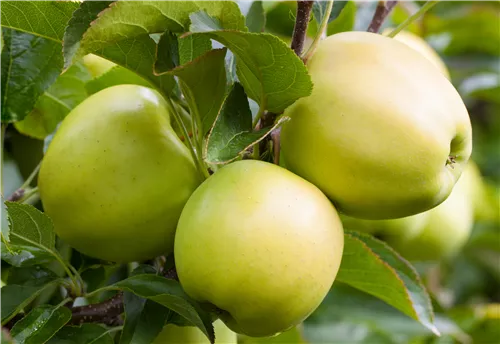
<box><xmin>271</xmin><ymin>128</ymin><xmax>281</xmax><ymax>165</ymax></box>
<box><xmin>70</xmin><ymin>292</ymin><xmax>124</xmax><ymax>326</ymax></box>
<box><xmin>367</xmin><ymin>1</ymin><xmax>398</xmax><ymax>33</ymax></box>
<box><xmin>290</xmin><ymin>1</ymin><xmax>314</xmax><ymax>57</ymax></box>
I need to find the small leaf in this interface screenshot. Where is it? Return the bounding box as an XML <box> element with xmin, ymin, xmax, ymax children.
<box><xmin>47</xmin><ymin>324</ymin><xmax>114</xmax><ymax>344</ymax></box>
<box><xmin>313</xmin><ymin>1</ymin><xmax>349</xmax><ymax>26</ymax></box>
<box><xmin>120</xmin><ymin>293</ymin><xmax>171</xmax><ymax>344</ymax></box>
<box><xmin>10</xmin><ymin>305</ymin><xmax>72</xmax><ymax>344</ymax></box>
<box><xmin>189</xmin><ymin>21</ymin><xmax>313</xmax><ymax>113</ymax></box>
<box><xmin>14</xmin><ymin>62</ymin><xmax>91</xmax><ymax>139</ymax></box>
<box><xmin>1</xmin><ymin>28</ymin><xmax>63</xmax><ymax>123</ymax></box>
<box><xmin>85</xmin><ymin>66</ymin><xmax>153</xmax><ymax>96</ymax></box>
<box><xmin>178</xmin><ymin>35</ymin><xmax>213</xmax><ymax>66</ymax></box>
<box><xmin>1</xmin><ymin>242</ymin><xmax>55</xmax><ymax>267</ymax></box>
<box><xmin>205</xmin><ymin>83</ymin><xmax>290</xmax><ymax>164</ymax></box>
<box><xmin>327</xmin><ymin>1</ymin><xmax>357</xmax><ymax>36</ymax></box>
<box><xmin>99</xmin><ymin>274</ymin><xmax>215</xmax><ymax>343</ymax></box>
<box><xmin>154</xmin><ymin>31</ymin><xmax>179</xmax><ymax>74</ymax></box>
<box><xmin>246</xmin><ymin>1</ymin><xmax>266</xmax><ymax>33</ymax></box>
<box><xmin>337</xmin><ymin>231</ymin><xmax>439</xmax><ymax>335</ymax></box>
<box><xmin>165</xmin><ymin>48</ymin><xmax>228</xmax><ymax>135</ymax></box>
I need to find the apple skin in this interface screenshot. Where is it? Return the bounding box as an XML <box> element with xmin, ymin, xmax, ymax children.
<box><xmin>39</xmin><ymin>85</ymin><xmax>201</xmax><ymax>262</ymax></box>
<box><xmin>381</xmin><ymin>29</ymin><xmax>450</xmax><ymax>79</ymax></box>
<box><xmin>174</xmin><ymin>160</ymin><xmax>344</xmax><ymax>338</ymax></box>
<box><xmin>82</xmin><ymin>54</ymin><xmax>116</xmax><ymax>78</ymax></box>
<box><xmin>281</xmin><ymin>31</ymin><xmax>472</xmax><ymax>220</ymax></box>
<box><xmin>386</xmin><ymin>166</ymin><xmax>474</xmax><ymax>261</ymax></box>
<box><xmin>153</xmin><ymin>320</ymin><xmax>237</xmax><ymax>344</ymax></box>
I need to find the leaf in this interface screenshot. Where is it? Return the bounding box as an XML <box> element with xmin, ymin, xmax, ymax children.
<box><xmin>178</xmin><ymin>35</ymin><xmax>213</xmax><ymax>66</ymax></box>
<box><xmin>67</xmin><ymin>1</ymin><xmax>246</xmax><ymax>66</ymax></box>
<box><xmin>246</xmin><ymin>1</ymin><xmax>266</xmax><ymax>33</ymax></box>
<box><xmin>1</xmin><ymin>1</ymin><xmax>78</xmax><ymax>41</ymax></box>
<box><xmin>205</xmin><ymin>83</ymin><xmax>290</xmax><ymax>164</ymax></box>
<box><xmin>10</xmin><ymin>305</ymin><xmax>71</xmax><ymax>344</ymax></box>
<box><xmin>337</xmin><ymin>231</ymin><xmax>438</xmax><ymax>335</ymax></box>
<box><xmin>154</xmin><ymin>31</ymin><xmax>179</xmax><ymax>74</ymax></box>
<box><xmin>120</xmin><ymin>292</ymin><xmax>171</xmax><ymax>344</ymax></box>
<box><xmin>99</xmin><ymin>274</ymin><xmax>215</xmax><ymax>343</ymax></box>
<box><xmin>14</xmin><ymin>62</ymin><xmax>91</xmax><ymax>139</ymax></box>
<box><xmin>313</xmin><ymin>1</ymin><xmax>349</xmax><ymax>25</ymax></box>
<box><xmin>327</xmin><ymin>1</ymin><xmax>357</xmax><ymax>36</ymax></box>
<box><xmin>1</xmin><ymin>267</ymin><xmax>61</xmax><ymax>325</ymax></box>
<box><xmin>1</xmin><ymin>28</ymin><xmax>63</xmax><ymax>123</ymax></box>
<box><xmin>189</xmin><ymin>18</ymin><xmax>313</xmax><ymax>113</ymax></box>
<box><xmin>47</xmin><ymin>324</ymin><xmax>114</xmax><ymax>344</ymax></box>
<box><xmin>1</xmin><ymin>242</ymin><xmax>55</xmax><ymax>267</ymax></box>
<box><xmin>165</xmin><ymin>48</ymin><xmax>227</xmax><ymax>134</ymax></box>
<box><xmin>85</xmin><ymin>66</ymin><xmax>153</xmax><ymax>95</ymax></box>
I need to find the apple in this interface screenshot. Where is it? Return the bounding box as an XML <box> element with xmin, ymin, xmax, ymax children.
<box><xmin>238</xmin><ymin>325</ymin><xmax>307</xmax><ymax>343</ymax></box>
<box><xmin>281</xmin><ymin>31</ymin><xmax>472</xmax><ymax>220</ymax></box>
<box><xmin>174</xmin><ymin>160</ymin><xmax>344</xmax><ymax>337</ymax></box>
<box><xmin>39</xmin><ymin>85</ymin><xmax>201</xmax><ymax>262</ymax></box>
<box><xmin>386</xmin><ymin>166</ymin><xmax>474</xmax><ymax>261</ymax></box>
<box><xmin>82</xmin><ymin>54</ymin><xmax>116</xmax><ymax>78</ymax></box>
<box><xmin>381</xmin><ymin>29</ymin><xmax>450</xmax><ymax>79</ymax></box>
<box><xmin>153</xmin><ymin>319</ymin><xmax>236</xmax><ymax>344</ymax></box>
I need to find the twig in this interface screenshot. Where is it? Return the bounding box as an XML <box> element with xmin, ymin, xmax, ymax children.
<box><xmin>290</xmin><ymin>1</ymin><xmax>314</xmax><ymax>57</ymax></box>
<box><xmin>367</xmin><ymin>1</ymin><xmax>398</xmax><ymax>33</ymax></box>
<box><xmin>271</xmin><ymin>128</ymin><xmax>281</xmax><ymax>165</ymax></box>
<box><xmin>70</xmin><ymin>292</ymin><xmax>124</xmax><ymax>326</ymax></box>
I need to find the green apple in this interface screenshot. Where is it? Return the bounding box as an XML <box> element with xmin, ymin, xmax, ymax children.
<box><xmin>386</xmin><ymin>167</ymin><xmax>474</xmax><ymax>261</ymax></box>
<box><xmin>153</xmin><ymin>319</ymin><xmax>236</xmax><ymax>344</ymax></box>
<box><xmin>281</xmin><ymin>31</ymin><xmax>472</xmax><ymax>220</ymax></box>
<box><xmin>39</xmin><ymin>85</ymin><xmax>201</xmax><ymax>262</ymax></box>
<box><xmin>381</xmin><ymin>29</ymin><xmax>450</xmax><ymax>79</ymax></box>
<box><xmin>82</xmin><ymin>54</ymin><xmax>116</xmax><ymax>78</ymax></box>
<box><xmin>238</xmin><ymin>325</ymin><xmax>307</xmax><ymax>343</ymax></box>
<box><xmin>174</xmin><ymin>160</ymin><xmax>344</xmax><ymax>337</ymax></box>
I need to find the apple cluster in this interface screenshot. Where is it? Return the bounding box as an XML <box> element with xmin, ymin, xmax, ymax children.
<box><xmin>38</xmin><ymin>31</ymin><xmax>474</xmax><ymax>339</ymax></box>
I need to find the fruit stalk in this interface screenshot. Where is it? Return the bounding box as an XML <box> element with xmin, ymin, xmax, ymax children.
<box><xmin>301</xmin><ymin>0</ymin><xmax>334</xmax><ymax>63</ymax></box>
<box><xmin>367</xmin><ymin>1</ymin><xmax>398</xmax><ymax>33</ymax></box>
<box><xmin>388</xmin><ymin>1</ymin><xmax>439</xmax><ymax>38</ymax></box>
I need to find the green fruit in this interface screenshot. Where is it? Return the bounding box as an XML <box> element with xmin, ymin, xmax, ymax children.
<box><xmin>238</xmin><ymin>325</ymin><xmax>307</xmax><ymax>343</ymax></box>
<box><xmin>39</xmin><ymin>85</ymin><xmax>201</xmax><ymax>262</ymax></box>
<box><xmin>153</xmin><ymin>320</ymin><xmax>237</xmax><ymax>344</ymax></box>
<box><xmin>387</xmin><ymin>168</ymin><xmax>474</xmax><ymax>261</ymax></box>
<box><xmin>381</xmin><ymin>29</ymin><xmax>450</xmax><ymax>79</ymax></box>
<box><xmin>82</xmin><ymin>54</ymin><xmax>116</xmax><ymax>78</ymax></box>
<box><xmin>174</xmin><ymin>160</ymin><xmax>344</xmax><ymax>338</ymax></box>
<box><xmin>281</xmin><ymin>31</ymin><xmax>472</xmax><ymax>220</ymax></box>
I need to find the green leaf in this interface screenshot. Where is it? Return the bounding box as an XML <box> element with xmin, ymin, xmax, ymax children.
<box><xmin>337</xmin><ymin>231</ymin><xmax>438</xmax><ymax>335</ymax></box>
<box><xmin>178</xmin><ymin>35</ymin><xmax>213</xmax><ymax>66</ymax></box>
<box><xmin>1</xmin><ymin>28</ymin><xmax>63</xmax><ymax>123</ymax></box>
<box><xmin>120</xmin><ymin>292</ymin><xmax>171</xmax><ymax>344</ymax></box>
<box><xmin>166</xmin><ymin>48</ymin><xmax>227</xmax><ymax>134</ymax></box>
<box><xmin>1</xmin><ymin>242</ymin><xmax>54</xmax><ymax>267</ymax></box>
<box><xmin>327</xmin><ymin>1</ymin><xmax>357</xmax><ymax>36</ymax></box>
<box><xmin>10</xmin><ymin>305</ymin><xmax>71</xmax><ymax>344</ymax></box>
<box><xmin>205</xmin><ymin>83</ymin><xmax>290</xmax><ymax>164</ymax></box>
<box><xmin>1</xmin><ymin>1</ymin><xmax>78</xmax><ymax>41</ymax></box>
<box><xmin>68</xmin><ymin>1</ymin><xmax>245</xmax><ymax>65</ymax></box>
<box><xmin>1</xmin><ymin>267</ymin><xmax>61</xmax><ymax>325</ymax></box>
<box><xmin>14</xmin><ymin>62</ymin><xmax>91</xmax><ymax>139</ymax></box>
<box><xmin>189</xmin><ymin>20</ymin><xmax>313</xmax><ymax>113</ymax></box>
<box><xmin>98</xmin><ymin>274</ymin><xmax>215</xmax><ymax>343</ymax></box>
<box><xmin>154</xmin><ymin>31</ymin><xmax>179</xmax><ymax>74</ymax></box>
<box><xmin>246</xmin><ymin>1</ymin><xmax>266</xmax><ymax>33</ymax></box>
<box><xmin>85</xmin><ymin>66</ymin><xmax>153</xmax><ymax>96</ymax></box>
<box><xmin>47</xmin><ymin>324</ymin><xmax>115</xmax><ymax>344</ymax></box>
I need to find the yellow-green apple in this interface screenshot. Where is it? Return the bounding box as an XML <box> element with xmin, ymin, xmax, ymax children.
<box><xmin>386</xmin><ymin>167</ymin><xmax>474</xmax><ymax>261</ymax></box>
<box><xmin>39</xmin><ymin>85</ymin><xmax>201</xmax><ymax>262</ymax></box>
<box><xmin>281</xmin><ymin>31</ymin><xmax>472</xmax><ymax>220</ymax></box>
<box><xmin>153</xmin><ymin>319</ymin><xmax>236</xmax><ymax>344</ymax></box>
<box><xmin>174</xmin><ymin>160</ymin><xmax>344</xmax><ymax>337</ymax></box>
<box><xmin>381</xmin><ymin>29</ymin><xmax>450</xmax><ymax>79</ymax></box>
<box><xmin>82</xmin><ymin>54</ymin><xmax>116</xmax><ymax>78</ymax></box>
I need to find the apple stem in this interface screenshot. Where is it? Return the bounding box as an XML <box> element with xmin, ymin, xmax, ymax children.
<box><xmin>387</xmin><ymin>1</ymin><xmax>439</xmax><ymax>38</ymax></box>
<box><xmin>367</xmin><ymin>1</ymin><xmax>399</xmax><ymax>33</ymax></box>
<box><xmin>291</xmin><ymin>1</ymin><xmax>314</xmax><ymax>57</ymax></box>
<box><xmin>301</xmin><ymin>0</ymin><xmax>333</xmax><ymax>63</ymax></box>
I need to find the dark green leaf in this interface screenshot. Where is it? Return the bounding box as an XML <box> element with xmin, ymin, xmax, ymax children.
<box><xmin>154</xmin><ymin>31</ymin><xmax>179</xmax><ymax>74</ymax></box>
<box><xmin>313</xmin><ymin>1</ymin><xmax>349</xmax><ymax>26</ymax></box>
<box><xmin>1</xmin><ymin>29</ymin><xmax>63</xmax><ymax>123</ymax></box>
<box><xmin>327</xmin><ymin>1</ymin><xmax>357</xmax><ymax>36</ymax></box>
<box><xmin>99</xmin><ymin>274</ymin><xmax>215</xmax><ymax>343</ymax></box>
<box><xmin>178</xmin><ymin>35</ymin><xmax>213</xmax><ymax>66</ymax></box>
<box><xmin>47</xmin><ymin>324</ymin><xmax>114</xmax><ymax>344</ymax></box>
<box><xmin>14</xmin><ymin>62</ymin><xmax>91</xmax><ymax>139</ymax></box>
<box><xmin>120</xmin><ymin>292</ymin><xmax>171</xmax><ymax>344</ymax></box>
<box><xmin>188</xmin><ymin>22</ymin><xmax>313</xmax><ymax>113</ymax></box>
<box><xmin>1</xmin><ymin>242</ymin><xmax>54</xmax><ymax>267</ymax></box>
<box><xmin>246</xmin><ymin>1</ymin><xmax>266</xmax><ymax>33</ymax></box>
<box><xmin>11</xmin><ymin>305</ymin><xmax>71</xmax><ymax>344</ymax></box>
<box><xmin>166</xmin><ymin>48</ymin><xmax>227</xmax><ymax>134</ymax></box>
<box><xmin>1</xmin><ymin>1</ymin><xmax>78</xmax><ymax>41</ymax></box>
<box><xmin>337</xmin><ymin>231</ymin><xmax>438</xmax><ymax>335</ymax></box>
<box><xmin>85</xmin><ymin>66</ymin><xmax>153</xmax><ymax>96</ymax></box>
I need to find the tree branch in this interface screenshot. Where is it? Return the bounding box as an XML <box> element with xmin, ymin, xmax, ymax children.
<box><xmin>290</xmin><ymin>1</ymin><xmax>314</xmax><ymax>57</ymax></box>
<box><xmin>367</xmin><ymin>1</ymin><xmax>398</xmax><ymax>33</ymax></box>
<box><xmin>70</xmin><ymin>292</ymin><xmax>124</xmax><ymax>326</ymax></box>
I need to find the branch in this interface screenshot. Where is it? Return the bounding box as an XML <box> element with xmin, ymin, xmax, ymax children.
<box><xmin>367</xmin><ymin>1</ymin><xmax>398</xmax><ymax>33</ymax></box>
<box><xmin>70</xmin><ymin>292</ymin><xmax>124</xmax><ymax>326</ymax></box>
<box><xmin>290</xmin><ymin>1</ymin><xmax>314</xmax><ymax>57</ymax></box>
<box><xmin>271</xmin><ymin>128</ymin><xmax>281</xmax><ymax>165</ymax></box>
